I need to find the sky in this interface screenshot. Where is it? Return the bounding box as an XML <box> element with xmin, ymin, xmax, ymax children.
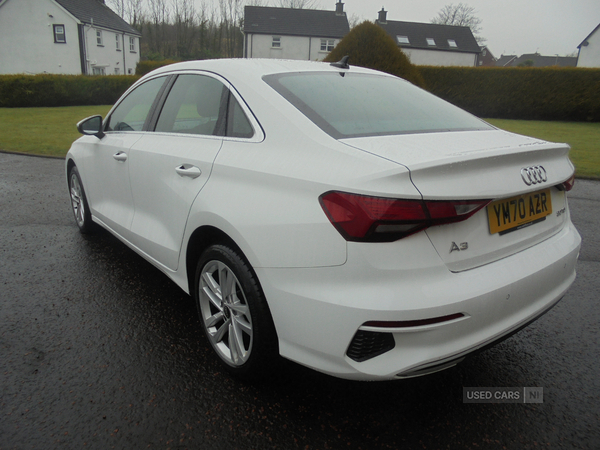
<box><xmin>202</xmin><ymin>0</ymin><xmax>600</xmax><ymax>58</ymax></box>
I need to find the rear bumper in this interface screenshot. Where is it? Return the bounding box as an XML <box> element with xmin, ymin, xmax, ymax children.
<box><xmin>257</xmin><ymin>220</ymin><xmax>581</xmax><ymax>381</ymax></box>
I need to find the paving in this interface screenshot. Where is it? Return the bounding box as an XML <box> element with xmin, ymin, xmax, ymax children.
<box><xmin>1</xmin><ymin>152</ymin><xmax>599</xmax><ymax>449</ymax></box>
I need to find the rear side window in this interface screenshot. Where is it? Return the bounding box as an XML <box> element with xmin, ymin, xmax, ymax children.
<box><xmin>155</xmin><ymin>74</ymin><xmax>226</xmax><ymax>136</ymax></box>
<box><xmin>105</xmin><ymin>77</ymin><xmax>166</xmax><ymax>132</ymax></box>
<box><xmin>263</xmin><ymin>72</ymin><xmax>492</xmax><ymax>139</ymax></box>
<box><xmin>226</xmin><ymin>95</ymin><xmax>254</xmax><ymax>139</ymax></box>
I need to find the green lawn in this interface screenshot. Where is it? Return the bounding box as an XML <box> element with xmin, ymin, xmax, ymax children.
<box><xmin>0</xmin><ymin>105</ymin><xmax>112</xmax><ymax>157</ymax></box>
<box><xmin>0</xmin><ymin>107</ymin><xmax>598</xmax><ymax>179</ymax></box>
<box><xmin>486</xmin><ymin>119</ymin><xmax>600</xmax><ymax>179</ymax></box>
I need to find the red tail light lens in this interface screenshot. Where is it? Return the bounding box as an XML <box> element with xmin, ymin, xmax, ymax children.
<box><xmin>320</xmin><ymin>191</ymin><xmax>490</xmax><ymax>242</ymax></box>
<box><xmin>559</xmin><ymin>174</ymin><xmax>575</xmax><ymax>192</ymax></box>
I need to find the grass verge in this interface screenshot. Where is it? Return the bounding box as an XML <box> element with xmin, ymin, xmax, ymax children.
<box><xmin>0</xmin><ymin>107</ymin><xmax>598</xmax><ymax>179</ymax></box>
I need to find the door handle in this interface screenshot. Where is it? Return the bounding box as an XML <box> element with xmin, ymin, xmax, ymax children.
<box><xmin>175</xmin><ymin>165</ymin><xmax>202</xmax><ymax>179</ymax></box>
<box><xmin>113</xmin><ymin>152</ymin><xmax>128</xmax><ymax>162</ymax></box>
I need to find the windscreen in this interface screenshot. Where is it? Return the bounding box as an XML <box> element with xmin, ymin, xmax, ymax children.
<box><xmin>263</xmin><ymin>72</ymin><xmax>492</xmax><ymax>139</ymax></box>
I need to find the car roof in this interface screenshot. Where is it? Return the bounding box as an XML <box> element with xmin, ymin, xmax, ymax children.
<box><xmin>140</xmin><ymin>58</ymin><xmax>385</xmax><ymax>84</ymax></box>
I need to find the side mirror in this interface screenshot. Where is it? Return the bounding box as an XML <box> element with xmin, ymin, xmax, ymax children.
<box><xmin>77</xmin><ymin>115</ymin><xmax>105</xmax><ymax>139</ymax></box>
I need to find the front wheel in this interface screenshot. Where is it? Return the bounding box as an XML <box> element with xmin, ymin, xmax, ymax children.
<box><xmin>68</xmin><ymin>166</ymin><xmax>94</xmax><ymax>234</ymax></box>
<box><xmin>195</xmin><ymin>244</ymin><xmax>278</xmax><ymax>379</ymax></box>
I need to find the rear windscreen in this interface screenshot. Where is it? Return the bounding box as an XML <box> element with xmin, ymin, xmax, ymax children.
<box><xmin>263</xmin><ymin>72</ymin><xmax>492</xmax><ymax>139</ymax></box>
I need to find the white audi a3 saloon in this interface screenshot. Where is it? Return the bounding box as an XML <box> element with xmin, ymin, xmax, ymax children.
<box><xmin>66</xmin><ymin>59</ymin><xmax>581</xmax><ymax>380</ymax></box>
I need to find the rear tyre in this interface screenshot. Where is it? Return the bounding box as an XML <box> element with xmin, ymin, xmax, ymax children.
<box><xmin>195</xmin><ymin>244</ymin><xmax>278</xmax><ymax>379</ymax></box>
<box><xmin>68</xmin><ymin>166</ymin><xmax>95</xmax><ymax>234</ymax></box>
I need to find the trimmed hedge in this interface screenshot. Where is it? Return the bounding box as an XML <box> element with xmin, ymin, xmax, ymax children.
<box><xmin>1</xmin><ymin>66</ymin><xmax>599</xmax><ymax>123</ymax></box>
<box><xmin>0</xmin><ymin>75</ymin><xmax>138</xmax><ymax>108</ymax></box>
<box><xmin>420</xmin><ymin>66</ymin><xmax>600</xmax><ymax>122</ymax></box>
<box><xmin>136</xmin><ymin>60</ymin><xmax>178</xmax><ymax>76</ymax></box>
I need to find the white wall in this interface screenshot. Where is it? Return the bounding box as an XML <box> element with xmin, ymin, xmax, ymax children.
<box><xmin>0</xmin><ymin>0</ymin><xmax>140</xmax><ymax>75</ymax></box>
<box><xmin>0</xmin><ymin>0</ymin><xmax>81</xmax><ymax>74</ymax></box>
<box><xmin>402</xmin><ymin>48</ymin><xmax>477</xmax><ymax>67</ymax></box>
<box><xmin>84</xmin><ymin>26</ymin><xmax>139</xmax><ymax>75</ymax></box>
<box><xmin>245</xmin><ymin>34</ymin><xmax>337</xmax><ymax>61</ymax></box>
<box><xmin>577</xmin><ymin>30</ymin><xmax>600</xmax><ymax>68</ymax></box>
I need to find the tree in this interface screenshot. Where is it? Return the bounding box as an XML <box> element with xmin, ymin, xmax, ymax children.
<box><xmin>275</xmin><ymin>0</ymin><xmax>318</xmax><ymax>8</ymax></box>
<box><xmin>431</xmin><ymin>3</ymin><xmax>485</xmax><ymax>44</ymax></box>
<box><xmin>323</xmin><ymin>21</ymin><xmax>425</xmax><ymax>88</ymax></box>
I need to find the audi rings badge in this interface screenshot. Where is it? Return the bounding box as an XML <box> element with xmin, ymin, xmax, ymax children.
<box><xmin>521</xmin><ymin>166</ymin><xmax>547</xmax><ymax>186</ymax></box>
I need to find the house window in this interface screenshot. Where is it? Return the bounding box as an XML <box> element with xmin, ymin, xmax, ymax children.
<box><xmin>96</xmin><ymin>30</ymin><xmax>103</xmax><ymax>46</ymax></box>
<box><xmin>114</xmin><ymin>67</ymin><xmax>120</xmax><ymax>75</ymax></box>
<box><xmin>320</xmin><ymin>39</ymin><xmax>335</xmax><ymax>52</ymax></box>
<box><xmin>53</xmin><ymin>25</ymin><xmax>66</xmax><ymax>43</ymax></box>
<box><xmin>272</xmin><ymin>36</ymin><xmax>281</xmax><ymax>48</ymax></box>
<box><xmin>448</xmin><ymin>39</ymin><xmax>457</xmax><ymax>48</ymax></box>
<box><xmin>92</xmin><ymin>67</ymin><xmax>106</xmax><ymax>75</ymax></box>
<box><xmin>397</xmin><ymin>35</ymin><xmax>409</xmax><ymax>45</ymax></box>
<box><xmin>129</xmin><ymin>37</ymin><xmax>136</xmax><ymax>52</ymax></box>
<box><xmin>116</xmin><ymin>34</ymin><xmax>121</xmax><ymax>51</ymax></box>
<box><xmin>426</xmin><ymin>38</ymin><xmax>436</xmax><ymax>46</ymax></box>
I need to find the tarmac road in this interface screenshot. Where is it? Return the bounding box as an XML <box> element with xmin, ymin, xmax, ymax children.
<box><xmin>1</xmin><ymin>152</ymin><xmax>599</xmax><ymax>449</ymax></box>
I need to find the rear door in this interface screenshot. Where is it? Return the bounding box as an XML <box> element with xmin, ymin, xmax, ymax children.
<box><xmin>127</xmin><ymin>73</ymin><xmax>255</xmax><ymax>271</ymax></box>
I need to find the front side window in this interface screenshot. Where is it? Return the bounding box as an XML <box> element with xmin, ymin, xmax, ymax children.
<box><xmin>264</xmin><ymin>72</ymin><xmax>492</xmax><ymax>139</ymax></box>
<box><xmin>397</xmin><ymin>35</ymin><xmax>409</xmax><ymax>45</ymax></box>
<box><xmin>116</xmin><ymin>34</ymin><xmax>121</xmax><ymax>50</ymax></box>
<box><xmin>96</xmin><ymin>29</ymin><xmax>103</xmax><ymax>46</ymax></box>
<box><xmin>92</xmin><ymin>67</ymin><xmax>105</xmax><ymax>75</ymax></box>
<box><xmin>272</xmin><ymin>36</ymin><xmax>281</xmax><ymax>48</ymax></box>
<box><xmin>156</xmin><ymin>75</ymin><xmax>226</xmax><ymax>136</ymax></box>
<box><xmin>53</xmin><ymin>24</ymin><xmax>66</xmax><ymax>43</ymax></box>
<box><xmin>320</xmin><ymin>39</ymin><xmax>335</xmax><ymax>52</ymax></box>
<box><xmin>129</xmin><ymin>37</ymin><xmax>136</xmax><ymax>52</ymax></box>
<box><xmin>105</xmin><ymin>76</ymin><xmax>166</xmax><ymax>132</ymax></box>
<box><xmin>426</xmin><ymin>38</ymin><xmax>436</xmax><ymax>46</ymax></box>
<box><xmin>448</xmin><ymin>39</ymin><xmax>457</xmax><ymax>48</ymax></box>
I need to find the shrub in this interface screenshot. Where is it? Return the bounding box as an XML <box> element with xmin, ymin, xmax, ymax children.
<box><xmin>324</xmin><ymin>21</ymin><xmax>426</xmax><ymax>88</ymax></box>
<box><xmin>420</xmin><ymin>66</ymin><xmax>600</xmax><ymax>122</ymax></box>
<box><xmin>0</xmin><ymin>75</ymin><xmax>138</xmax><ymax>108</ymax></box>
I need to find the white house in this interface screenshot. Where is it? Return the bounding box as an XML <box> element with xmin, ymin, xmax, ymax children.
<box><xmin>0</xmin><ymin>0</ymin><xmax>141</xmax><ymax>75</ymax></box>
<box><xmin>577</xmin><ymin>23</ymin><xmax>600</xmax><ymax>68</ymax></box>
<box><xmin>243</xmin><ymin>2</ymin><xmax>349</xmax><ymax>61</ymax></box>
<box><xmin>376</xmin><ymin>8</ymin><xmax>481</xmax><ymax>67</ymax></box>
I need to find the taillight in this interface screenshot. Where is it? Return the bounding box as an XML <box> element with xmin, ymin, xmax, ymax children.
<box><xmin>558</xmin><ymin>174</ymin><xmax>575</xmax><ymax>192</ymax></box>
<box><xmin>319</xmin><ymin>191</ymin><xmax>490</xmax><ymax>242</ymax></box>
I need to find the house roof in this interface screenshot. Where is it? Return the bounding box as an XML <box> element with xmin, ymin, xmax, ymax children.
<box><xmin>496</xmin><ymin>55</ymin><xmax>517</xmax><ymax>67</ymax></box>
<box><xmin>243</xmin><ymin>6</ymin><xmax>349</xmax><ymax>39</ymax></box>
<box><xmin>578</xmin><ymin>23</ymin><xmax>600</xmax><ymax>48</ymax></box>
<box><xmin>498</xmin><ymin>53</ymin><xmax>577</xmax><ymax>68</ymax></box>
<box><xmin>377</xmin><ymin>20</ymin><xmax>481</xmax><ymax>54</ymax></box>
<box><xmin>54</xmin><ymin>0</ymin><xmax>141</xmax><ymax>35</ymax></box>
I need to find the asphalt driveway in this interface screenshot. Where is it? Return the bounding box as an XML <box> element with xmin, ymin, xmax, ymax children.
<box><xmin>1</xmin><ymin>152</ymin><xmax>598</xmax><ymax>449</ymax></box>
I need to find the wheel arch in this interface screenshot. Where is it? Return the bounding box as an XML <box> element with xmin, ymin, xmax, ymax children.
<box><xmin>185</xmin><ymin>226</ymin><xmax>251</xmax><ymax>297</ymax></box>
<box><xmin>185</xmin><ymin>225</ymin><xmax>280</xmax><ymax>352</ymax></box>
<box><xmin>66</xmin><ymin>158</ymin><xmax>76</xmax><ymax>185</ymax></box>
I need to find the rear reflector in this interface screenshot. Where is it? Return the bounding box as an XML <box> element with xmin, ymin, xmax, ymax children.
<box><xmin>319</xmin><ymin>191</ymin><xmax>490</xmax><ymax>242</ymax></box>
<box><xmin>363</xmin><ymin>313</ymin><xmax>466</xmax><ymax>329</ymax></box>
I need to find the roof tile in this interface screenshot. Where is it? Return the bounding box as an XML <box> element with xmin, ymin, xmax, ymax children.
<box><xmin>55</xmin><ymin>0</ymin><xmax>140</xmax><ymax>35</ymax></box>
<box><xmin>244</xmin><ymin>6</ymin><xmax>349</xmax><ymax>38</ymax></box>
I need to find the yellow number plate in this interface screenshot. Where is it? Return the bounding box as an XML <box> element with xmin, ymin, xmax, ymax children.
<box><xmin>487</xmin><ymin>188</ymin><xmax>552</xmax><ymax>235</ymax></box>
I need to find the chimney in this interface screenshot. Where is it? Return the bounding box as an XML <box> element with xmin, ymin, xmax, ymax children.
<box><xmin>335</xmin><ymin>1</ymin><xmax>344</xmax><ymax>15</ymax></box>
<box><xmin>378</xmin><ymin>7</ymin><xmax>387</xmax><ymax>24</ymax></box>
